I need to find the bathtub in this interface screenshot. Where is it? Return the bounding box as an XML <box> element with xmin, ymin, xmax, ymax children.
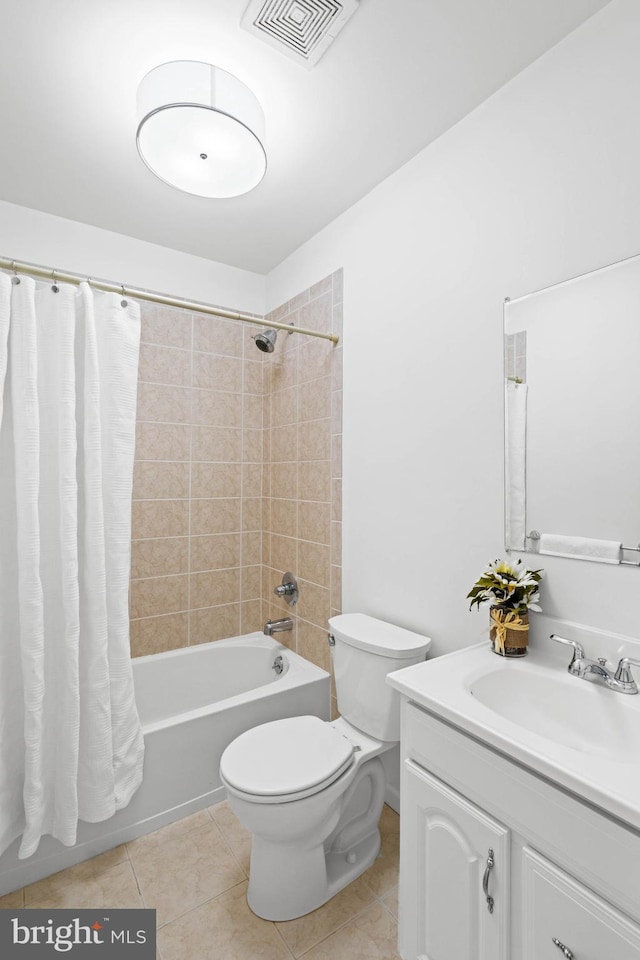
<box><xmin>0</xmin><ymin>633</ymin><xmax>330</xmax><ymax>895</ymax></box>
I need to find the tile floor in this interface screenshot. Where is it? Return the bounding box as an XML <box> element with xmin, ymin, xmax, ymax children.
<box><xmin>0</xmin><ymin>803</ymin><xmax>401</xmax><ymax>959</ymax></box>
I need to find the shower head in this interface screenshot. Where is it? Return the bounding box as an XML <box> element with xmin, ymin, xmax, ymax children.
<box><xmin>252</xmin><ymin>328</ymin><xmax>278</xmax><ymax>353</ymax></box>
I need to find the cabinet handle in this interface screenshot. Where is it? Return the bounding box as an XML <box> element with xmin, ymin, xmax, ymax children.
<box><xmin>552</xmin><ymin>938</ymin><xmax>574</xmax><ymax>959</ymax></box>
<box><xmin>482</xmin><ymin>848</ymin><xmax>495</xmax><ymax>913</ymax></box>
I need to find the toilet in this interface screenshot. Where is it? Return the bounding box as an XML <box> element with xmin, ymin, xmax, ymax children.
<box><xmin>219</xmin><ymin>613</ymin><xmax>431</xmax><ymax>921</ymax></box>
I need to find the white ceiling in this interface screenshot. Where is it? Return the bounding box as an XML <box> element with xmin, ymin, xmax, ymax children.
<box><xmin>0</xmin><ymin>0</ymin><xmax>610</xmax><ymax>274</ymax></box>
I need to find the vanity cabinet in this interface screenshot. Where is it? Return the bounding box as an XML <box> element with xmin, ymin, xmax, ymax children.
<box><xmin>398</xmin><ymin>700</ymin><xmax>640</xmax><ymax>960</ymax></box>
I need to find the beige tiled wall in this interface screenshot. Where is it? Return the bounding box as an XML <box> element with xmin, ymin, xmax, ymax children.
<box><xmin>261</xmin><ymin>271</ymin><xmax>343</xmax><ymax>711</ymax></box>
<box><xmin>129</xmin><ymin>271</ymin><xmax>343</xmax><ymax>667</ymax></box>
<box><xmin>130</xmin><ymin>305</ymin><xmax>264</xmax><ymax>656</ymax></box>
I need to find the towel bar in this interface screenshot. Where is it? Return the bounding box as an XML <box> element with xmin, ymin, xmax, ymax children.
<box><xmin>526</xmin><ymin>532</ymin><xmax>640</xmax><ymax>566</ymax></box>
<box><xmin>621</xmin><ymin>544</ymin><xmax>640</xmax><ymax>566</ymax></box>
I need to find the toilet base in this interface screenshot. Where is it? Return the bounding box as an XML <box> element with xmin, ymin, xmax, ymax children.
<box><xmin>244</xmin><ymin>754</ymin><xmax>387</xmax><ymax>921</ymax></box>
<box><xmin>326</xmin><ymin>827</ymin><xmax>381</xmax><ymax>896</ymax></box>
<box><xmin>247</xmin><ymin>827</ymin><xmax>381</xmax><ymax>922</ymax></box>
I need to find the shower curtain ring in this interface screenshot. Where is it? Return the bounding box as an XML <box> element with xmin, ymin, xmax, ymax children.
<box><xmin>51</xmin><ymin>269</ymin><xmax>59</xmax><ymax>293</ymax></box>
<box><xmin>120</xmin><ymin>284</ymin><xmax>128</xmax><ymax>308</ymax></box>
<box><xmin>11</xmin><ymin>261</ymin><xmax>20</xmax><ymax>285</ymax></box>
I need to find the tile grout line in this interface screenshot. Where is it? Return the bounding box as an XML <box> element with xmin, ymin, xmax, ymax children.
<box><xmin>271</xmin><ymin>919</ymin><xmax>299</xmax><ymax>959</ymax></box>
<box><xmin>262</xmin><ymin>347</ymin><xmax>268</xmax><ymax>628</ymax></box>
<box><xmin>125</xmin><ymin>846</ymin><xmax>146</xmax><ymax>906</ymax></box>
<box><xmin>186</xmin><ymin>311</ymin><xmax>195</xmax><ymax>648</ymax></box>
<box><xmin>294</xmin><ymin>333</ymin><xmax>300</xmax><ymax>654</ymax></box>
<box><xmin>208</xmin><ymin>824</ymin><xmax>250</xmax><ymax>886</ymax></box>
<box><xmin>285</xmin><ymin>892</ymin><xmax>393</xmax><ymax>960</ymax></box>
<box><xmin>239</xmin><ymin>325</ymin><xmax>246</xmax><ymax>634</ymax></box>
<box><xmin>129</xmin><ymin>815</ymin><xmax>245</xmax><ymax>931</ymax></box>
<box><xmin>154</xmin><ymin>879</ymin><xmax>249</xmax><ymax>939</ymax></box>
<box><xmin>21</xmin><ymin>850</ymin><xmax>140</xmax><ymax>909</ymax></box>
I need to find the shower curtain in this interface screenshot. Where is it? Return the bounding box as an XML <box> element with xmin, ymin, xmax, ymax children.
<box><xmin>0</xmin><ymin>271</ymin><xmax>144</xmax><ymax>860</ymax></box>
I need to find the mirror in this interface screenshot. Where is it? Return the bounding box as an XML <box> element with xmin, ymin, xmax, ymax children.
<box><xmin>504</xmin><ymin>252</ymin><xmax>640</xmax><ymax>565</ymax></box>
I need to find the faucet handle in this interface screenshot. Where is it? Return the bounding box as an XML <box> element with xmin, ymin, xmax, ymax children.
<box><xmin>274</xmin><ymin>583</ymin><xmax>295</xmax><ymax>597</ymax></box>
<box><xmin>273</xmin><ymin>572</ymin><xmax>298</xmax><ymax>606</ymax></box>
<box><xmin>614</xmin><ymin>656</ymin><xmax>640</xmax><ymax>686</ymax></box>
<box><xmin>550</xmin><ymin>634</ymin><xmax>585</xmax><ymax>664</ymax></box>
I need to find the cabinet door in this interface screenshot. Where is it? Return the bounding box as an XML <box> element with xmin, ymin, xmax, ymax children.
<box><xmin>521</xmin><ymin>847</ymin><xmax>640</xmax><ymax>960</ymax></box>
<box><xmin>400</xmin><ymin>760</ymin><xmax>510</xmax><ymax>960</ymax></box>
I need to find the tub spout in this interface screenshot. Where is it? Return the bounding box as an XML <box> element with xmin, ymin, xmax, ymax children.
<box><xmin>264</xmin><ymin>618</ymin><xmax>293</xmax><ymax>636</ymax></box>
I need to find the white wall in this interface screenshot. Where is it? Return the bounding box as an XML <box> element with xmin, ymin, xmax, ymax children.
<box><xmin>0</xmin><ymin>199</ymin><xmax>265</xmax><ymax>315</ymax></box>
<box><xmin>267</xmin><ymin>0</ymin><xmax>640</xmax><ymax>656</ymax></box>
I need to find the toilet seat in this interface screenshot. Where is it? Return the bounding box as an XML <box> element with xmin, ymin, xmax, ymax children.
<box><xmin>220</xmin><ymin>715</ymin><xmax>355</xmax><ymax>803</ymax></box>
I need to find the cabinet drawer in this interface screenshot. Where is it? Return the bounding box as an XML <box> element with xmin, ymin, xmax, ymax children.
<box><xmin>521</xmin><ymin>847</ymin><xmax>640</xmax><ymax>960</ymax></box>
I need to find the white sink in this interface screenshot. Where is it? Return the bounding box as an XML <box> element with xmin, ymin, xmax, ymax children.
<box><xmin>387</xmin><ymin>640</ymin><xmax>640</xmax><ymax>830</ymax></box>
<box><xmin>468</xmin><ymin>665</ymin><xmax>637</xmax><ymax>762</ymax></box>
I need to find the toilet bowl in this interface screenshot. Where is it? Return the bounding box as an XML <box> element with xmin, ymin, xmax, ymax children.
<box><xmin>219</xmin><ymin>614</ymin><xmax>431</xmax><ymax>921</ymax></box>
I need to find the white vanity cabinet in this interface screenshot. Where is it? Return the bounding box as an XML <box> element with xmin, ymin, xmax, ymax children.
<box><xmin>398</xmin><ymin>699</ymin><xmax>640</xmax><ymax>960</ymax></box>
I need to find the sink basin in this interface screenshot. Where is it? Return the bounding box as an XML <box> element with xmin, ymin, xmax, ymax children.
<box><xmin>386</xmin><ymin>639</ymin><xmax>640</xmax><ymax>830</ymax></box>
<box><xmin>468</xmin><ymin>666</ymin><xmax>637</xmax><ymax>762</ymax></box>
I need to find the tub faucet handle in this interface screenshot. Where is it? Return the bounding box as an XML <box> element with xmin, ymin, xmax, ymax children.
<box><xmin>274</xmin><ymin>583</ymin><xmax>295</xmax><ymax>597</ymax></box>
<box><xmin>273</xmin><ymin>572</ymin><xmax>298</xmax><ymax>606</ymax></box>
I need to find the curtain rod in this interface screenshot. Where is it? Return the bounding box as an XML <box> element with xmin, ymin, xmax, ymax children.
<box><xmin>0</xmin><ymin>256</ymin><xmax>340</xmax><ymax>346</ymax></box>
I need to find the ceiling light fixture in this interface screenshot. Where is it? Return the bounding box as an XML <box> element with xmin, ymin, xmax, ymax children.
<box><xmin>136</xmin><ymin>60</ymin><xmax>266</xmax><ymax>199</ymax></box>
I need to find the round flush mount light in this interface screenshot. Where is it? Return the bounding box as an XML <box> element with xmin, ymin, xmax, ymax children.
<box><xmin>136</xmin><ymin>61</ymin><xmax>266</xmax><ymax>199</ymax></box>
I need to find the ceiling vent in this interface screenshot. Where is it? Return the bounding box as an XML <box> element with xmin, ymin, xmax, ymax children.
<box><xmin>242</xmin><ymin>0</ymin><xmax>359</xmax><ymax>67</ymax></box>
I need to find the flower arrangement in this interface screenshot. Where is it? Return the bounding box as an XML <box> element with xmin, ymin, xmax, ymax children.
<box><xmin>467</xmin><ymin>558</ymin><xmax>543</xmax><ymax>613</ymax></box>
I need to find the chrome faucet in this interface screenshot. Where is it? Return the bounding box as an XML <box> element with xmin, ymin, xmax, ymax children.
<box><xmin>273</xmin><ymin>572</ymin><xmax>298</xmax><ymax>606</ymax></box>
<box><xmin>551</xmin><ymin>634</ymin><xmax>640</xmax><ymax>695</ymax></box>
<box><xmin>264</xmin><ymin>617</ymin><xmax>293</xmax><ymax>636</ymax></box>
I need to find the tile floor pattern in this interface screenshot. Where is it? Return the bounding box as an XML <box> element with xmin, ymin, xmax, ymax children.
<box><xmin>0</xmin><ymin>803</ymin><xmax>401</xmax><ymax>959</ymax></box>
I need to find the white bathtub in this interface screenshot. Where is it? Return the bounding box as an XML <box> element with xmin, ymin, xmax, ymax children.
<box><xmin>0</xmin><ymin>633</ymin><xmax>330</xmax><ymax>895</ymax></box>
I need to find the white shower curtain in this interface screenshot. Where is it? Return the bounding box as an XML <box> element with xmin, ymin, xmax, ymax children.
<box><xmin>0</xmin><ymin>271</ymin><xmax>144</xmax><ymax>860</ymax></box>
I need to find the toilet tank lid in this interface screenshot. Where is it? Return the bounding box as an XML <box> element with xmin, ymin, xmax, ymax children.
<box><xmin>328</xmin><ymin>613</ymin><xmax>431</xmax><ymax>659</ymax></box>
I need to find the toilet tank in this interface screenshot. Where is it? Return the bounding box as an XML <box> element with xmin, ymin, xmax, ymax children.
<box><xmin>329</xmin><ymin>613</ymin><xmax>431</xmax><ymax>742</ymax></box>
